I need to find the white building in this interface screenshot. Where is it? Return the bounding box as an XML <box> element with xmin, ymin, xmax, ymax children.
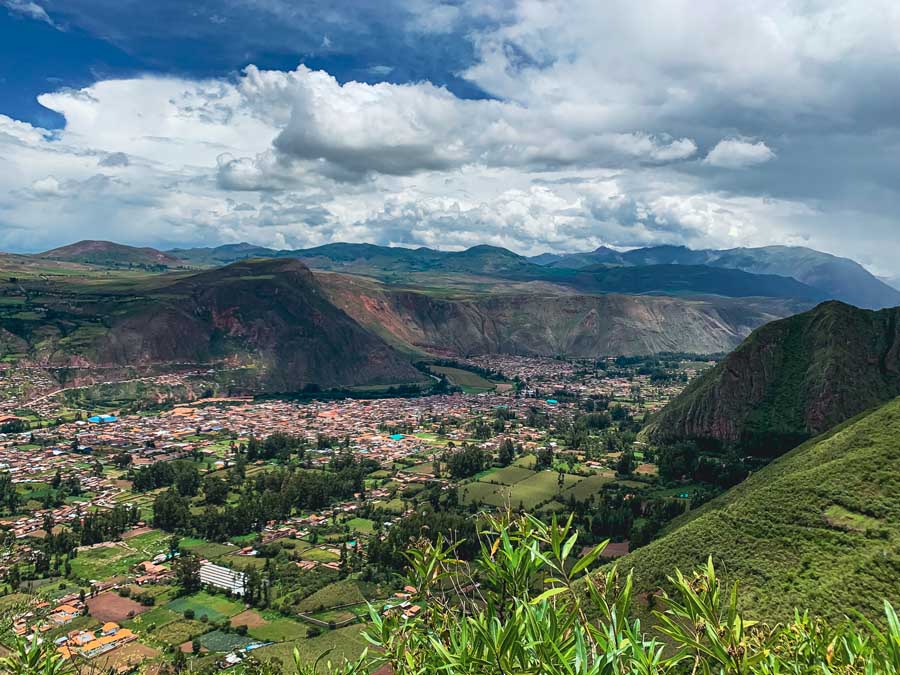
<box><xmin>199</xmin><ymin>562</ymin><xmax>247</xmax><ymax>596</ymax></box>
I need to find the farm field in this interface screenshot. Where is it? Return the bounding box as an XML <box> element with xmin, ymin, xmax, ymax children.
<box><xmin>86</xmin><ymin>592</ymin><xmax>149</xmax><ymax>623</ymax></box>
<box><xmin>429</xmin><ymin>366</ymin><xmax>497</xmax><ymax>393</ymax></box>
<box><xmin>166</xmin><ymin>591</ymin><xmax>245</xmax><ymax>623</ymax></box>
<box><xmin>459</xmin><ymin>469</ymin><xmax>583</xmax><ymax>510</ymax></box>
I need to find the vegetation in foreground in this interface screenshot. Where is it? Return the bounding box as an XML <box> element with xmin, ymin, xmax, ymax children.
<box><xmin>5</xmin><ymin>514</ymin><xmax>900</xmax><ymax>675</ymax></box>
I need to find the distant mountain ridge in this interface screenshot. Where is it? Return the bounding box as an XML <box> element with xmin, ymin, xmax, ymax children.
<box><xmin>644</xmin><ymin>300</ymin><xmax>900</xmax><ymax>454</ymax></box>
<box><xmin>537</xmin><ymin>244</ymin><xmax>900</xmax><ymax>309</ymax></box>
<box><xmin>38</xmin><ymin>240</ymin><xmax>186</xmax><ymax>269</ymax></box>
<box><xmin>167</xmin><ymin>241</ymin><xmax>900</xmax><ymax>309</ymax></box>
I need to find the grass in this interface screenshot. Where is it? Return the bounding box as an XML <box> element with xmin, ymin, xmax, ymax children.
<box><xmin>179</xmin><ymin>538</ymin><xmax>235</xmax><ymax>561</ymax></box>
<box><xmin>301</xmin><ymin>547</ymin><xmax>341</xmax><ymax>563</ymax></box>
<box><xmin>69</xmin><ymin>529</ymin><xmax>170</xmax><ymax>581</ymax></box>
<box><xmin>248</xmin><ymin>617</ymin><xmax>309</xmax><ymax>642</ymax></box>
<box><xmin>560</xmin><ymin>473</ymin><xmax>616</xmax><ymax>501</ymax></box>
<box><xmin>613</xmin><ymin>397</ymin><xmax>900</xmax><ymax>623</ymax></box>
<box><xmin>429</xmin><ymin>366</ymin><xmax>497</xmax><ymax>393</ymax></box>
<box><xmin>253</xmin><ymin>624</ymin><xmax>369</xmax><ymax>672</ymax></box>
<box><xmin>344</xmin><ymin>517</ymin><xmax>375</xmax><ymax>534</ymax></box>
<box><xmin>296</xmin><ymin>579</ymin><xmax>368</xmax><ymax>613</ymax></box>
<box><xmin>166</xmin><ymin>591</ymin><xmax>245</xmax><ymax>623</ymax></box>
<box><xmin>477</xmin><ymin>465</ymin><xmax>536</xmax><ymax>486</ymax></box>
<box><xmin>460</xmin><ymin>470</ymin><xmax>582</xmax><ymax>510</ymax></box>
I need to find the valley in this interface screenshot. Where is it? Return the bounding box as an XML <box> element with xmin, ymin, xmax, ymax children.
<box><xmin>0</xmin><ymin>239</ymin><xmax>899</xmax><ymax>674</ymax></box>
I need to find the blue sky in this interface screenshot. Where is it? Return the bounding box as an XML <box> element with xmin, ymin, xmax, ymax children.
<box><xmin>1</xmin><ymin>0</ymin><xmax>900</xmax><ymax>283</ymax></box>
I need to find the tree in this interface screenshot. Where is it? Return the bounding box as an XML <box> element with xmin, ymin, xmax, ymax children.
<box><xmin>616</xmin><ymin>450</ymin><xmax>635</xmax><ymax>476</ymax></box>
<box><xmin>497</xmin><ymin>439</ymin><xmax>515</xmax><ymax>467</ymax></box>
<box><xmin>202</xmin><ymin>475</ymin><xmax>229</xmax><ymax>505</ymax></box>
<box><xmin>173</xmin><ymin>553</ymin><xmax>201</xmax><ymax>594</ymax></box>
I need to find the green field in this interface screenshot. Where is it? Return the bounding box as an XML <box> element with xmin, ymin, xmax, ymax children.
<box><xmin>248</xmin><ymin>617</ymin><xmax>309</xmax><ymax>642</ymax></box>
<box><xmin>478</xmin><ymin>465</ymin><xmax>536</xmax><ymax>486</ymax></box>
<box><xmin>429</xmin><ymin>366</ymin><xmax>497</xmax><ymax>393</ymax></box>
<box><xmin>460</xmin><ymin>470</ymin><xmax>582</xmax><ymax>510</ymax></box>
<box><xmin>560</xmin><ymin>473</ymin><xmax>616</xmax><ymax>501</ymax></box>
<box><xmin>252</xmin><ymin>624</ymin><xmax>369</xmax><ymax>672</ymax></box>
<box><xmin>166</xmin><ymin>591</ymin><xmax>245</xmax><ymax>623</ymax></box>
<box><xmin>70</xmin><ymin>529</ymin><xmax>170</xmax><ymax>581</ymax></box>
<box><xmin>296</xmin><ymin>579</ymin><xmax>368</xmax><ymax>613</ymax></box>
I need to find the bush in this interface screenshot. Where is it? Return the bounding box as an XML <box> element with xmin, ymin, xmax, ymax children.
<box><xmin>183</xmin><ymin>609</ymin><xmax>195</xmax><ymax>620</ymax></box>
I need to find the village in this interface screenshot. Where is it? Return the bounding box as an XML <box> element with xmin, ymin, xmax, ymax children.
<box><xmin>0</xmin><ymin>353</ymin><xmax>715</xmax><ymax>673</ymax></box>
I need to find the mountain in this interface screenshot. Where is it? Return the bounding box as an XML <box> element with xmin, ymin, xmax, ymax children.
<box><xmin>644</xmin><ymin>301</ymin><xmax>900</xmax><ymax>454</ymax></box>
<box><xmin>171</xmin><ymin>241</ymin><xmax>888</xmax><ymax>306</ymax></box>
<box><xmin>38</xmin><ymin>240</ymin><xmax>186</xmax><ymax>269</ymax></box>
<box><xmin>535</xmin><ymin>244</ymin><xmax>900</xmax><ymax>309</ymax></box>
<box><xmin>1</xmin><ymin>258</ymin><xmax>422</xmax><ymax>391</ymax></box>
<box><xmin>561</xmin><ymin>264</ymin><xmax>825</xmax><ymax>301</ymax></box>
<box><xmin>166</xmin><ymin>242</ymin><xmax>279</xmax><ymax>266</ymax></box>
<box><xmin>318</xmin><ymin>273</ymin><xmax>805</xmax><ymax>357</ymax></box>
<box><xmin>617</xmin><ymin>395</ymin><xmax>900</xmax><ymax>623</ymax></box>
<box><xmin>535</xmin><ymin>246</ymin><xmax>627</xmax><ymax>268</ymax></box>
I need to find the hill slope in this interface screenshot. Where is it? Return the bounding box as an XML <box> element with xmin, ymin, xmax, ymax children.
<box><xmin>95</xmin><ymin>259</ymin><xmax>422</xmax><ymax>391</ymax></box>
<box><xmin>616</xmin><ymin>396</ymin><xmax>900</xmax><ymax>622</ymax></box>
<box><xmin>38</xmin><ymin>240</ymin><xmax>185</xmax><ymax>268</ymax></box>
<box><xmin>318</xmin><ymin>273</ymin><xmax>804</xmax><ymax>357</ymax></box>
<box><xmin>644</xmin><ymin>301</ymin><xmax>900</xmax><ymax>453</ymax></box>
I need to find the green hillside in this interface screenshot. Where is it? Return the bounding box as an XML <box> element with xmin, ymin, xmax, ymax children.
<box><xmin>617</xmin><ymin>396</ymin><xmax>900</xmax><ymax>622</ymax></box>
<box><xmin>645</xmin><ymin>301</ymin><xmax>900</xmax><ymax>454</ymax></box>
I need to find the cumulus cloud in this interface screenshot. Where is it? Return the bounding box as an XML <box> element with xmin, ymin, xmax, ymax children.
<box><xmin>704</xmin><ymin>139</ymin><xmax>776</xmax><ymax>168</ymax></box>
<box><xmin>2</xmin><ymin>0</ymin><xmax>900</xmax><ymax>279</ymax></box>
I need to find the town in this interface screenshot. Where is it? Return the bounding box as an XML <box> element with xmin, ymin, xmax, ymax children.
<box><xmin>0</xmin><ymin>353</ymin><xmax>716</xmax><ymax>673</ymax></box>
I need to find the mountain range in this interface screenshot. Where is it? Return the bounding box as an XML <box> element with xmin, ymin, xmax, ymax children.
<box><xmin>2</xmin><ymin>238</ymin><xmax>897</xmax><ymax>393</ymax></box>
<box><xmin>163</xmin><ymin>240</ymin><xmax>900</xmax><ymax>309</ymax></box>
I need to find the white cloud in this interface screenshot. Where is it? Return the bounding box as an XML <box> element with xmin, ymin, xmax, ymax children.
<box><xmin>704</xmin><ymin>139</ymin><xmax>776</xmax><ymax>168</ymax></box>
<box><xmin>2</xmin><ymin>1</ymin><xmax>900</xmax><ymax>279</ymax></box>
<box><xmin>1</xmin><ymin>0</ymin><xmax>57</xmax><ymax>27</ymax></box>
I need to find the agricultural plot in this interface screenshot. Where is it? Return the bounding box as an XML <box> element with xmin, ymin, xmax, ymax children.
<box><xmin>253</xmin><ymin>624</ymin><xmax>369</xmax><ymax>671</ymax></box>
<box><xmin>87</xmin><ymin>592</ymin><xmax>149</xmax><ymax>623</ymax></box>
<box><xmin>179</xmin><ymin>538</ymin><xmax>235</xmax><ymax>561</ymax></box>
<box><xmin>124</xmin><ymin>606</ymin><xmax>181</xmax><ymax>632</ymax></box>
<box><xmin>296</xmin><ymin>579</ymin><xmax>368</xmax><ymax>613</ymax></box>
<box><xmin>460</xmin><ymin>470</ymin><xmax>583</xmax><ymax>510</ymax></box>
<box><xmin>478</xmin><ymin>465</ymin><xmax>536</xmax><ymax>486</ymax></box>
<box><xmin>429</xmin><ymin>366</ymin><xmax>497</xmax><ymax>393</ymax></box>
<box><xmin>152</xmin><ymin>619</ymin><xmax>207</xmax><ymax>646</ymax></box>
<box><xmin>560</xmin><ymin>473</ymin><xmax>617</xmax><ymax>501</ymax></box>
<box><xmin>300</xmin><ymin>547</ymin><xmax>341</xmax><ymax>563</ymax></box>
<box><xmin>197</xmin><ymin>630</ymin><xmax>255</xmax><ymax>653</ymax></box>
<box><xmin>248</xmin><ymin>617</ymin><xmax>309</xmax><ymax>642</ymax></box>
<box><xmin>166</xmin><ymin>591</ymin><xmax>245</xmax><ymax>623</ymax></box>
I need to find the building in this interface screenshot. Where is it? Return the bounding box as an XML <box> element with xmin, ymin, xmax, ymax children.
<box><xmin>199</xmin><ymin>562</ymin><xmax>247</xmax><ymax>596</ymax></box>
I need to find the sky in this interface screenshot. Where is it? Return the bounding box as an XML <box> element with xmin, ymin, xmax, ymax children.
<box><xmin>1</xmin><ymin>1</ymin><xmax>900</xmax><ymax>283</ymax></box>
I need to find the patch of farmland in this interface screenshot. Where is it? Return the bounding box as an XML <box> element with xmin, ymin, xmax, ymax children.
<box><xmin>560</xmin><ymin>473</ymin><xmax>617</xmax><ymax>501</ymax></box>
<box><xmin>477</xmin><ymin>465</ymin><xmax>535</xmax><ymax>486</ymax></box>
